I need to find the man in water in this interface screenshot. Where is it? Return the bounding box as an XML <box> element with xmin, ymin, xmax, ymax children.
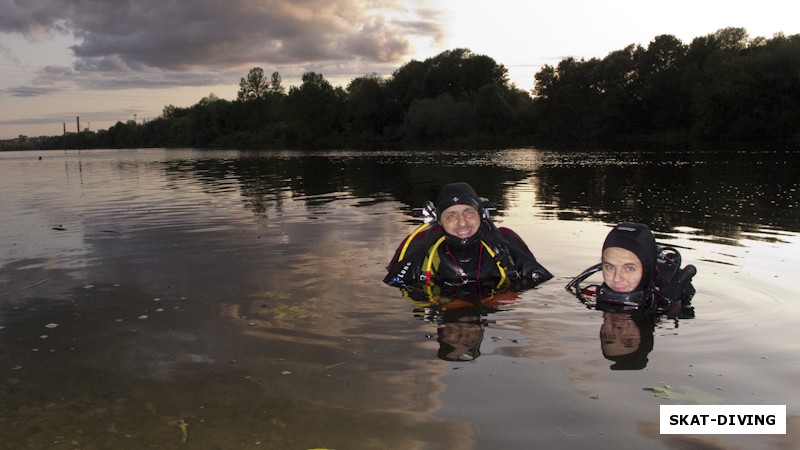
<box><xmin>384</xmin><ymin>182</ymin><xmax>552</xmax><ymax>289</ymax></box>
<box><xmin>567</xmin><ymin>222</ymin><xmax>696</xmax><ymax>315</ymax></box>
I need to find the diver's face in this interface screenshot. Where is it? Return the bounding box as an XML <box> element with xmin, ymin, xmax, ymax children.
<box><xmin>440</xmin><ymin>205</ymin><xmax>480</xmax><ymax>239</ymax></box>
<box><xmin>601</xmin><ymin>247</ymin><xmax>643</xmax><ymax>293</ymax></box>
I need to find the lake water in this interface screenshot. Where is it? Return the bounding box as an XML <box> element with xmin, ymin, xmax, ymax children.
<box><xmin>0</xmin><ymin>147</ymin><xmax>798</xmax><ymax>449</ymax></box>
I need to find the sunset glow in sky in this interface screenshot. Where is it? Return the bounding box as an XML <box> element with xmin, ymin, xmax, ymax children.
<box><xmin>1</xmin><ymin>0</ymin><xmax>799</xmax><ymax>139</ymax></box>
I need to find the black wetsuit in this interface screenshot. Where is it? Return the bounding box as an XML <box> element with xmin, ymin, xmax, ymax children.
<box><xmin>384</xmin><ymin>220</ymin><xmax>552</xmax><ymax>289</ymax></box>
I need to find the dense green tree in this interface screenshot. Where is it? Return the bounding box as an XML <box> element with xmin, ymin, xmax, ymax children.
<box><xmin>386</xmin><ymin>49</ymin><xmax>509</xmax><ymax>112</ymax></box>
<box><xmin>531</xmin><ymin>27</ymin><xmax>799</xmax><ymax>141</ymax></box>
<box><xmin>692</xmin><ymin>32</ymin><xmax>800</xmax><ymax>139</ymax></box>
<box><xmin>12</xmin><ymin>29</ymin><xmax>799</xmax><ymax>151</ymax></box>
<box><xmin>404</xmin><ymin>93</ymin><xmax>477</xmax><ymax>141</ymax></box>
<box><xmin>161</xmin><ymin>105</ymin><xmax>179</xmax><ymax>120</ymax></box>
<box><xmin>189</xmin><ymin>94</ymin><xmax>230</xmax><ymax>146</ymax></box>
<box><xmin>424</xmin><ymin>48</ymin><xmax>508</xmax><ymax>98</ymax></box>
<box><xmin>472</xmin><ymin>84</ymin><xmax>512</xmax><ymax>134</ymax></box>
<box><xmin>751</xmin><ymin>34</ymin><xmax>800</xmax><ymax>137</ymax></box>
<box><xmin>635</xmin><ymin>35</ymin><xmax>690</xmax><ymax>131</ymax></box>
<box><xmin>106</xmin><ymin>120</ymin><xmax>139</xmax><ymax>148</ymax></box>
<box><xmin>532</xmin><ymin>57</ymin><xmax>604</xmax><ymax>138</ymax></box>
<box><xmin>345</xmin><ymin>73</ymin><xmax>387</xmax><ymax>138</ymax></box>
<box><xmin>238</xmin><ymin>68</ymin><xmax>270</xmax><ymax>102</ymax></box>
<box><xmin>268</xmin><ymin>71</ymin><xmax>285</xmax><ymax>95</ymax></box>
<box><xmin>385</xmin><ymin>60</ymin><xmax>431</xmax><ymax>119</ymax></box>
<box><xmin>595</xmin><ymin>45</ymin><xmax>641</xmax><ymax>134</ymax></box>
<box><xmin>385</xmin><ymin>49</ymin><xmax>521</xmax><ymax>142</ymax></box>
<box><xmin>504</xmin><ymin>86</ymin><xmax>538</xmax><ymax>136</ymax></box>
<box><xmin>285</xmin><ymin>72</ymin><xmax>346</xmax><ymax>145</ymax></box>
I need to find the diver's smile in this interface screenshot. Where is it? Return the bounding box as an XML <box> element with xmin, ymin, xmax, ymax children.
<box><xmin>441</xmin><ymin>204</ymin><xmax>481</xmax><ymax>239</ymax></box>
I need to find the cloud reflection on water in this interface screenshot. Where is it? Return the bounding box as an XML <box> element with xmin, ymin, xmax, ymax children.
<box><xmin>1</xmin><ymin>147</ymin><xmax>798</xmax><ymax>448</ymax></box>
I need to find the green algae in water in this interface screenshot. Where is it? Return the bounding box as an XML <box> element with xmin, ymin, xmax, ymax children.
<box><xmin>643</xmin><ymin>385</ymin><xmax>724</xmax><ymax>404</ymax></box>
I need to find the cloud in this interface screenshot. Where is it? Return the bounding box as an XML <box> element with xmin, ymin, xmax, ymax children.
<box><xmin>0</xmin><ymin>42</ymin><xmax>21</xmax><ymax>64</ymax></box>
<box><xmin>0</xmin><ymin>0</ymin><xmax>70</xmax><ymax>38</ymax></box>
<box><xmin>1</xmin><ymin>0</ymin><xmax>445</xmax><ymax>69</ymax></box>
<box><xmin>4</xmin><ymin>85</ymin><xmax>60</xmax><ymax>97</ymax></box>
<box><xmin>0</xmin><ymin>0</ymin><xmax>446</xmax><ymax>97</ymax></box>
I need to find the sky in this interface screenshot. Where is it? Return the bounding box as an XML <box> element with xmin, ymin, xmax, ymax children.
<box><xmin>1</xmin><ymin>0</ymin><xmax>799</xmax><ymax>139</ymax></box>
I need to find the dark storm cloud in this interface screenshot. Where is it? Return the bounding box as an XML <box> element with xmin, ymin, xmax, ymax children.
<box><xmin>1</xmin><ymin>0</ymin><xmax>445</xmax><ymax>69</ymax></box>
<box><xmin>0</xmin><ymin>0</ymin><xmax>69</xmax><ymax>36</ymax></box>
<box><xmin>4</xmin><ymin>85</ymin><xmax>59</xmax><ymax>97</ymax></box>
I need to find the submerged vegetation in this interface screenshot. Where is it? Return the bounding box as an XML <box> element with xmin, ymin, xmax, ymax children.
<box><xmin>6</xmin><ymin>27</ymin><xmax>800</xmax><ymax>150</ymax></box>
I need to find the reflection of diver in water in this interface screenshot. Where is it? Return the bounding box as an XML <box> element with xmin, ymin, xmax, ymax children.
<box><xmin>437</xmin><ymin>314</ymin><xmax>485</xmax><ymax>361</ymax></box>
<box><xmin>598</xmin><ymin>310</ymin><xmax>655</xmax><ymax>370</ymax></box>
<box><xmin>401</xmin><ymin>283</ymin><xmax>519</xmax><ymax>361</ymax></box>
<box><xmin>566</xmin><ymin>223</ymin><xmax>697</xmax><ymax>370</ymax></box>
<box><xmin>384</xmin><ymin>182</ymin><xmax>550</xmax><ymax>361</ymax></box>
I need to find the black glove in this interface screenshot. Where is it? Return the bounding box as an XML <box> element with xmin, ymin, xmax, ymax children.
<box><xmin>478</xmin><ymin>222</ymin><xmax>553</xmax><ymax>286</ymax></box>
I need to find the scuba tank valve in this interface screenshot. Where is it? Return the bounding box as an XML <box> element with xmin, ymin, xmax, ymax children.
<box><xmin>412</xmin><ymin>201</ymin><xmax>438</xmax><ymax>223</ymax></box>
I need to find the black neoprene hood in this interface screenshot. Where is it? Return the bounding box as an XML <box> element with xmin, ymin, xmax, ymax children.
<box><xmin>602</xmin><ymin>222</ymin><xmax>659</xmax><ymax>291</ymax></box>
<box><xmin>435</xmin><ymin>182</ymin><xmax>482</xmax><ymax>216</ymax></box>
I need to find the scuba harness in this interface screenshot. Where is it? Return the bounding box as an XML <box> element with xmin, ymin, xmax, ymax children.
<box><xmin>565</xmin><ymin>263</ymin><xmax>651</xmax><ymax>312</ymax></box>
<box><xmin>389</xmin><ymin>197</ymin><xmax>520</xmax><ymax>288</ymax></box>
<box><xmin>421</xmin><ymin>197</ymin><xmax>518</xmax><ymax>287</ymax></box>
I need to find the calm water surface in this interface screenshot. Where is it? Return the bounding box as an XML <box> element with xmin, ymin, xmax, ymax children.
<box><xmin>0</xmin><ymin>147</ymin><xmax>798</xmax><ymax>449</ymax></box>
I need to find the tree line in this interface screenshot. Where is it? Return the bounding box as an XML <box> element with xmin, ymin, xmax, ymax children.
<box><xmin>532</xmin><ymin>27</ymin><xmax>800</xmax><ymax>141</ymax></box>
<box><xmin>7</xmin><ymin>27</ymin><xmax>800</xmax><ymax>150</ymax></box>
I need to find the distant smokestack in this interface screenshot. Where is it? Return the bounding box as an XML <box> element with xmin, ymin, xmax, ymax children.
<box><xmin>63</xmin><ymin>123</ymin><xmax>66</xmax><ymax>135</ymax></box>
<box><xmin>77</xmin><ymin>116</ymin><xmax>80</xmax><ymax>133</ymax></box>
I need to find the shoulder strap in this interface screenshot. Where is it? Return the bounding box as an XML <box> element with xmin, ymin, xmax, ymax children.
<box><xmin>422</xmin><ymin>236</ymin><xmax>448</xmax><ymax>285</ymax></box>
<box><xmin>479</xmin><ymin>240</ymin><xmax>508</xmax><ymax>288</ymax></box>
<box><xmin>398</xmin><ymin>222</ymin><xmax>433</xmax><ymax>261</ymax></box>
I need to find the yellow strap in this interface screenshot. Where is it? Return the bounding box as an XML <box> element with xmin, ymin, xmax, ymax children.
<box><xmin>398</xmin><ymin>223</ymin><xmax>432</xmax><ymax>261</ymax></box>
<box><xmin>424</xmin><ymin>236</ymin><xmax>448</xmax><ymax>276</ymax></box>
<box><xmin>423</xmin><ymin>237</ymin><xmax>507</xmax><ymax>288</ymax></box>
<box><xmin>481</xmin><ymin>241</ymin><xmax>507</xmax><ymax>288</ymax></box>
